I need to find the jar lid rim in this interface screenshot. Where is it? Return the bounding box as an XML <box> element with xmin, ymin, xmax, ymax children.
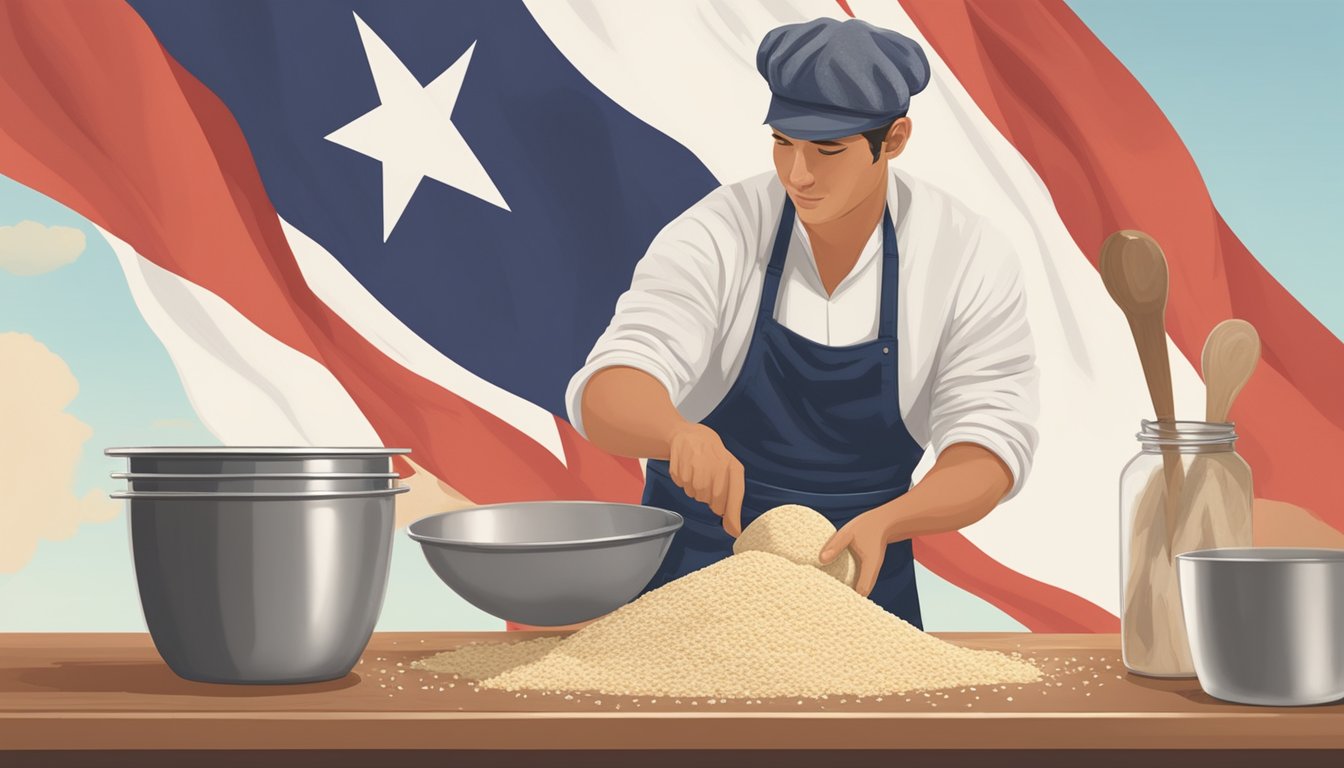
<box><xmin>1136</xmin><ymin>419</ymin><xmax>1238</xmax><ymax>444</ymax></box>
<box><xmin>1138</xmin><ymin>419</ymin><xmax>1235</xmax><ymax>428</ymax></box>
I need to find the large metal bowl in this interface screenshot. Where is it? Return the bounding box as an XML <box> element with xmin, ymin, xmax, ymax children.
<box><xmin>113</xmin><ymin>486</ymin><xmax>407</xmax><ymax>684</ymax></box>
<box><xmin>106</xmin><ymin>446</ymin><xmax>410</xmax><ymax>475</ymax></box>
<box><xmin>408</xmin><ymin>501</ymin><xmax>682</xmax><ymax>627</ymax></box>
<box><xmin>113</xmin><ymin>472</ymin><xmax>399</xmax><ymax>493</ymax></box>
<box><xmin>1177</xmin><ymin>547</ymin><xmax>1344</xmax><ymax>706</ymax></box>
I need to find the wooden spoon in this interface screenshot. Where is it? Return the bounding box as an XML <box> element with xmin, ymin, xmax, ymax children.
<box><xmin>1170</xmin><ymin>319</ymin><xmax>1260</xmax><ymax>583</ymax></box>
<box><xmin>1100</xmin><ymin>231</ymin><xmax>1177</xmax><ymax>423</ymax></box>
<box><xmin>1201</xmin><ymin>319</ymin><xmax>1261</xmax><ymax>422</ymax></box>
<box><xmin>1100</xmin><ymin>230</ymin><xmax>1183</xmax><ymax>552</ymax></box>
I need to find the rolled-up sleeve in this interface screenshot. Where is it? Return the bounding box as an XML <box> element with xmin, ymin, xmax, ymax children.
<box><xmin>927</xmin><ymin>226</ymin><xmax>1040</xmax><ymax>500</ymax></box>
<box><xmin>565</xmin><ymin>207</ymin><xmax>731</xmax><ymax>439</ymax></box>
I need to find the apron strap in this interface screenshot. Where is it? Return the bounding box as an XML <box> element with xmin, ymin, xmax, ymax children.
<box><xmin>760</xmin><ymin>196</ymin><xmax>795</xmax><ymax>321</ymax></box>
<box><xmin>877</xmin><ymin>206</ymin><xmax>899</xmax><ymax>341</ymax></box>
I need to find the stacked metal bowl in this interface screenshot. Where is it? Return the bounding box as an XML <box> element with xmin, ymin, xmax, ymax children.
<box><xmin>106</xmin><ymin>447</ymin><xmax>410</xmax><ymax>684</ymax></box>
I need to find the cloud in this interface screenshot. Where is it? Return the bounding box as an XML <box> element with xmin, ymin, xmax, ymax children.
<box><xmin>0</xmin><ymin>220</ymin><xmax>87</xmax><ymax>276</ymax></box>
<box><xmin>0</xmin><ymin>333</ymin><xmax>118</xmax><ymax>572</ymax></box>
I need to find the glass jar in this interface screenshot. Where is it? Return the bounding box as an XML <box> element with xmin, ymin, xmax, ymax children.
<box><xmin>1119</xmin><ymin>420</ymin><xmax>1253</xmax><ymax>677</ymax></box>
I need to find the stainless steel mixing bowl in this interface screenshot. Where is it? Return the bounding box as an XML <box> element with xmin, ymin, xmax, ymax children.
<box><xmin>1177</xmin><ymin>547</ymin><xmax>1344</xmax><ymax>706</ymax></box>
<box><xmin>106</xmin><ymin>446</ymin><xmax>410</xmax><ymax>475</ymax></box>
<box><xmin>113</xmin><ymin>472</ymin><xmax>398</xmax><ymax>493</ymax></box>
<box><xmin>112</xmin><ymin>486</ymin><xmax>407</xmax><ymax>684</ymax></box>
<box><xmin>408</xmin><ymin>501</ymin><xmax>683</xmax><ymax>626</ymax></box>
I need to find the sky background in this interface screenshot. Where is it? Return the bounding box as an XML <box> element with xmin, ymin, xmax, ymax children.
<box><xmin>1</xmin><ymin>0</ymin><xmax>1340</xmax><ymax>633</ymax></box>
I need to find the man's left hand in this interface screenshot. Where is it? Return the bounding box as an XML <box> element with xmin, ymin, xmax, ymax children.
<box><xmin>815</xmin><ymin>443</ymin><xmax>1016</xmax><ymax>597</ymax></box>
<box><xmin>818</xmin><ymin>509</ymin><xmax>895</xmax><ymax>597</ymax></box>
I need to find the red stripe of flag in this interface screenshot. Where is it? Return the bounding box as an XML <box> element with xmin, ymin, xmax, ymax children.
<box><xmin>899</xmin><ymin>0</ymin><xmax>1344</xmax><ymax>537</ymax></box>
<box><xmin>914</xmin><ymin>533</ymin><xmax>1118</xmax><ymax>633</ymax></box>
<box><xmin>0</xmin><ymin>0</ymin><xmax>644</xmax><ymax>505</ymax></box>
<box><xmin>839</xmin><ymin>0</ymin><xmax>1124</xmax><ymax>632</ymax></box>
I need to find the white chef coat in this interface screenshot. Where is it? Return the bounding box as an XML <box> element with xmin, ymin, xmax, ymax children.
<box><xmin>565</xmin><ymin>167</ymin><xmax>1040</xmax><ymax>499</ymax></box>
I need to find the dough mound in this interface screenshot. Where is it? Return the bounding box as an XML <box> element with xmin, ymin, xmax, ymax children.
<box><xmin>734</xmin><ymin>504</ymin><xmax>857</xmax><ymax>587</ymax></box>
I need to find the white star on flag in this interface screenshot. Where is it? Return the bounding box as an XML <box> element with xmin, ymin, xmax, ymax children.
<box><xmin>326</xmin><ymin>13</ymin><xmax>510</xmax><ymax>242</ymax></box>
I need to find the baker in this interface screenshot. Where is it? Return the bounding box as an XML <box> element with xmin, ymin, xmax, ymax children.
<box><xmin>565</xmin><ymin>18</ymin><xmax>1039</xmax><ymax>628</ymax></box>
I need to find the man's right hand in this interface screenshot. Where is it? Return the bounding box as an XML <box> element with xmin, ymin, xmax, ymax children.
<box><xmin>667</xmin><ymin>423</ymin><xmax>745</xmax><ymax>537</ymax></box>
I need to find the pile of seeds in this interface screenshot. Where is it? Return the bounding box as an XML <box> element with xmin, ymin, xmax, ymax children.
<box><xmin>732</xmin><ymin>504</ymin><xmax>857</xmax><ymax>586</ymax></box>
<box><xmin>415</xmin><ymin>543</ymin><xmax>1040</xmax><ymax>698</ymax></box>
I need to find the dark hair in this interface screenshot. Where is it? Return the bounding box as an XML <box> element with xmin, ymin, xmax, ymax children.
<box><xmin>860</xmin><ymin>118</ymin><xmax>900</xmax><ymax>163</ymax></box>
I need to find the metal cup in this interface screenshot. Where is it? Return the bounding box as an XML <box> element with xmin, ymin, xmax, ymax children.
<box><xmin>113</xmin><ymin>486</ymin><xmax>407</xmax><ymax>684</ymax></box>
<box><xmin>106</xmin><ymin>446</ymin><xmax>410</xmax><ymax>475</ymax></box>
<box><xmin>1178</xmin><ymin>547</ymin><xmax>1344</xmax><ymax>706</ymax></box>
<box><xmin>112</xmin><ymin>472</ymin><xmax>398</xmax><ymax>493</ymax></box>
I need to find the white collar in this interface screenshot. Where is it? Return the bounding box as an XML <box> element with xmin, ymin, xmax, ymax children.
<box><xmin>791</xmin><ymin>208</ymin><xmax>886</xmax><ymax>297</ymax></box>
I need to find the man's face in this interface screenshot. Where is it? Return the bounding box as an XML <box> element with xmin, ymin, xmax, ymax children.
<box><xmin>771</xmin><ymin>119</ymin><xmax>910</xmax><ymax>226</ymax></box>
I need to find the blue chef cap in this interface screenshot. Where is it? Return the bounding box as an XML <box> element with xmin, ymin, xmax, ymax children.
<box><xmin>757</xmin><ymin>18</ymin><xmax>931</xmax><ymax>141</ymax></box>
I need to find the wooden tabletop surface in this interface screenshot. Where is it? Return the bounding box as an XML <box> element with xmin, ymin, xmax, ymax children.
<box><xmin>2</xmin><ymin>631</ymin><xmax>1341</xmax><ymax>753</ymax></box>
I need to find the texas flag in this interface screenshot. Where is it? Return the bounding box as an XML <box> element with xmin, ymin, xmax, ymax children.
<box><xmin>1</xmin><ymin>0</ymin><xmax>1339</xmax><ymax>633</ymax></box>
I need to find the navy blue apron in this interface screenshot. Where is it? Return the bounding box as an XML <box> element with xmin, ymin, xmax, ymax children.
<box><xmin>640</xmin><ymin>196</ymin><xmax>927</xmax><ymax>628</ymax></box>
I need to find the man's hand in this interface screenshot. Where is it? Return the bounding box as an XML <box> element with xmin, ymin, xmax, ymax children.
<box><xmin>668</xmin><ymin>423</ymin><xmax>745</xmax><ymax>537</ymax></box>
<box><xmin>816</xmin><ymin>442</ymin><xmax>1016</xmax><ymax>598</ymax></box>
<box><xmin>819</xmin><ymin>510</ymin><xmax>893</xmax><ymax>596</ymax></box>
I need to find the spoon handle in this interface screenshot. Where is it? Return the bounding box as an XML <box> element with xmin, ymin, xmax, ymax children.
<box><xmin>1126</xmin><ymin>312</ymin><xmax>1177</xmax><ymax>424</ymax></box>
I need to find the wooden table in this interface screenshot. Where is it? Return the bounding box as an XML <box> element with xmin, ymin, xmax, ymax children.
<box><xmin>2</xmin><ymin>632</ymin><xmax>1341</xmax><ymax>767</ymax></box>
